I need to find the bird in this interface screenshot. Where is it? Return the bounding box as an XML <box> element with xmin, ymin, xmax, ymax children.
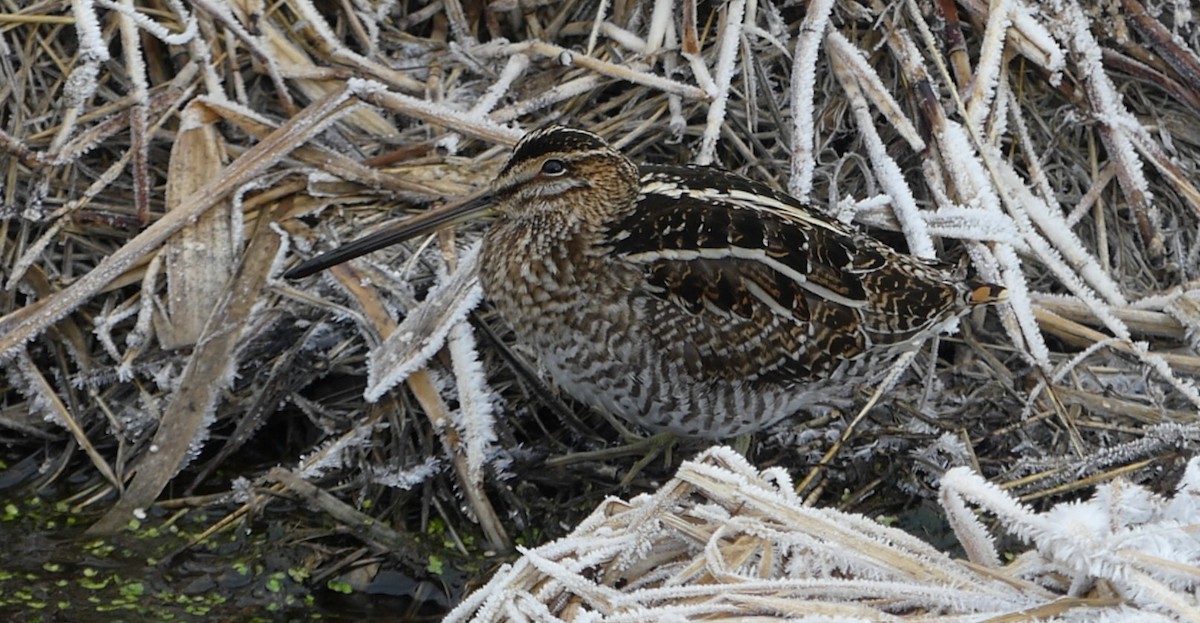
<box><xmin>286</xmin><ymin>126</ymin><xmax>1007</xmax><ymax>439</ymax></box>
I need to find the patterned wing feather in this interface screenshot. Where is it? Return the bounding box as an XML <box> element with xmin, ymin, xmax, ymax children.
<box><xmin>609</xmin><ymin>164</ymin><xmax>978</xmax><ymax>383</ymax></box>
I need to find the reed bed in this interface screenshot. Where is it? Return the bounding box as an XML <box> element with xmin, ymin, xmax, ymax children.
<box><xmin>1</xmin><ymin>0</ymin><xmax>1198</xmax><ymax>617</ymax></box>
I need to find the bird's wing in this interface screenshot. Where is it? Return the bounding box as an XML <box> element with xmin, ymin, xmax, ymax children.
<box><xmin>607</xmin><ymin>165</ymin><xmax>971</xmax><ymax>381</ymax></box>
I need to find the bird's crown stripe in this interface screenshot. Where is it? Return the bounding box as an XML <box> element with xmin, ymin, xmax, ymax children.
<box><xmin>510</xmin><ymin>128</ymin><xmax>608</xmax><ymax>165</ymax></box>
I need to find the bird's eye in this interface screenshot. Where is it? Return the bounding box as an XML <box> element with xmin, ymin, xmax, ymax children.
<box><xmin>540</xmin><ymin>159</ymin><xmax>567</xmax><ymax>176</ymax></box>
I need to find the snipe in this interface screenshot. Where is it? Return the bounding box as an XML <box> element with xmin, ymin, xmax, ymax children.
<box><xmin>287</xmin><ymin>127</ymin><xmax>1007</xmax><ymax>438</ymax></box>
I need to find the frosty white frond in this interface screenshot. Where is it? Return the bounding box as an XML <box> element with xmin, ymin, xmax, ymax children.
<box><xmin>942</xmin><ymin>461</ymin><xmax>1200</xmax><ymax>620</ymax></box>
<box><xmin>365</xmin><ymin>241</ymin><xmax>484</xmax><ymax>402</ymax></box>
<box><xmin>445</xmin><ymin>446</ymin><xmax>1191</xmax><ymax>622</ymax></box>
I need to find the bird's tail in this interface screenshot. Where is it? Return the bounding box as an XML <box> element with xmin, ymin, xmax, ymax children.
<box><xmin>964</xmin><ymin>281</ymin><xmax>1009</xmax><ymax>306</ymax></box>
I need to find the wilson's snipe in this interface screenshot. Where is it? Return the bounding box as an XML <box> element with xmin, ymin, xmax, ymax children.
<box><xmin>287</xmin><ymin>127</ymin><xmax>1007</xmax><ymax>438</ymax></box>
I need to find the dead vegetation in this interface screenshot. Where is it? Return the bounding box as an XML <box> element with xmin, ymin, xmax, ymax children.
<box><xmin>1</xmin><ymin>0</ymin><xmax>1199</xmax><ymax>618</ymax></box>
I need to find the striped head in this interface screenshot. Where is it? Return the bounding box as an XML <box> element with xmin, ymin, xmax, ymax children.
<box><xmin>489</xmin><ymin>127</ymin><xmax>641</xmax><ymax>227</ymax></box>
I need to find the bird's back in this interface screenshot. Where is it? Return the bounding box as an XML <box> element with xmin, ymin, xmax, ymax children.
<box><xmin>607</xmin><ymin>164</ymin><xmax>1003</xmax><ymax>385</ymax></box>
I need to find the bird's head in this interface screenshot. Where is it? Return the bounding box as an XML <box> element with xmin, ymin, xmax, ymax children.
<box><xmin>488</xmin><ymin>127</ymin><xmax>640</xmax><ymax>226</ymax></box>
<box><xmin>283</xmin><ymin>127</ymin><xmax>638</xmax><ymax>279</ymax></box>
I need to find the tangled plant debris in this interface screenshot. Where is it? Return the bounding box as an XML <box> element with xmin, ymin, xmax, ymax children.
<box><xmin>447</xmin><ymin>447</ymin><xmax>1200</xmax><ymax>621</ymax></box>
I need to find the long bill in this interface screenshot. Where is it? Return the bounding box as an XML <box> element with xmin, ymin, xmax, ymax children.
<box><xmin>284</xmin><ymin>189</ymin><xmax>494</xmax><ymax>279</ymax></box>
